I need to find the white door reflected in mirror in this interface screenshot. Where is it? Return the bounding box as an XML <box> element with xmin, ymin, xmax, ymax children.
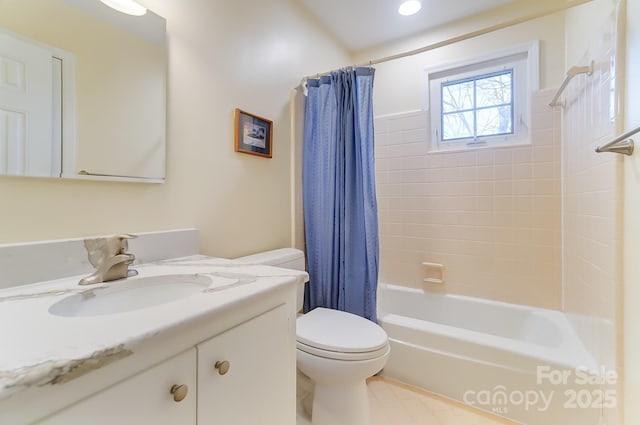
<box><xmin>0</xmin><ymin>31</ymin><xmax>57</xmax><ymax>177</ymax></box>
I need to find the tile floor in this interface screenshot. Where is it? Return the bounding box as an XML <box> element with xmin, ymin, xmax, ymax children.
<box><xmin>297</xmin><ymin>376</ymin><xmax>518</xmax><ymax>425</ymax></box>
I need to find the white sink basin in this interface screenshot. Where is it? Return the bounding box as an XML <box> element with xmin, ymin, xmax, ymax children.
<box><xmin>49</xmin><ymin>274</ymin><xmax>212</xmax><ymax>317</ymax></box>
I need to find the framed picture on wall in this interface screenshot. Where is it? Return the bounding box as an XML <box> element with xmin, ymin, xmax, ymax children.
<box><xmin>234</xmin><ymin>109</ymin><xmax>273</xmax><ymax>158</ymax></box>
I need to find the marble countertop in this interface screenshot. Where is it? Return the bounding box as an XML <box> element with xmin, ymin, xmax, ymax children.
<box><xmin>0</xmin><ymin>255</ymin><xmax>307</xmax><ymax>402</ymax></box>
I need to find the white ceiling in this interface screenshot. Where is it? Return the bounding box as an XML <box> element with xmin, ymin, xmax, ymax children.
<box><xmin>298</xmin><ymin>0</ymin><xmax>518</xmax><ymax>51</ymax></box>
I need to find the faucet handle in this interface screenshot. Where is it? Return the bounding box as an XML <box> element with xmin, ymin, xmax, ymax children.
<box><xmin>114</xmin><ymin>234</ymin><xmax>137</xmax><ymax>253</ymax></box>
<box><xmin>115</xmin><ymin>234</ymin><xmax>137</xmax><ymax>240</ymax></box>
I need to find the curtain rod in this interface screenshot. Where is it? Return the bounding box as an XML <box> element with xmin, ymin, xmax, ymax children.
<box><xmin>303</xmin><ymin>0</ymin><xmax>592</xmax><ymax>81</ymax></box>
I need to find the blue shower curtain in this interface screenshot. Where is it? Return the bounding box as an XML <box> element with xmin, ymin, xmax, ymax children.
<box><xmin>303</xmin><ymin>67</ymin><xmax>379</xmax><ymax>322</ymax></box>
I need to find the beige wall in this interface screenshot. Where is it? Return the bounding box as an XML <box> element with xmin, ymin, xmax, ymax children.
<box><xmin>565</xmin><ymin>0</ymin><xmax>619</xmax><ymax>67</ymax></box>
<box><xmin>0</xmin><ymin>0</ymin><xmax>349</xmax><ymax>257</ymax></box>
<box><xmin>353</xmin><ymin>8</ymin><xmax>566</xmax><ymax>116</ymax></box>
<box><xmin>624</xmin><ymin>0</ymin><xmax>640</xmax><ymax>422</ymax></box>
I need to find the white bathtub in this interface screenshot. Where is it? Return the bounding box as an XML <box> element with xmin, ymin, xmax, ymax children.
<box><xmin>377</xmin><ymin>283</ymin><xmax>603</xmax><ymax>425</ymax></box>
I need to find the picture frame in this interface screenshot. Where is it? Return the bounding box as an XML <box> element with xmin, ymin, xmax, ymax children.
<box><xmin>234</xmin><ymin>108</ymin><xmax>273</xmax><ymax>158</ymax></box>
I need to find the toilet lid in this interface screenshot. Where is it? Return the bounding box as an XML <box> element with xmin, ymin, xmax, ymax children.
<box><xmin>296</xmin><ymin>307</ymin><xmax>388</xmax><ymax>353</ymax></box>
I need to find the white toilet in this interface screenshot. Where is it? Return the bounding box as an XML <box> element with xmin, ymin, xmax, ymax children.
<box><xmin>235</xmin><ymin>248</ymin><xmax>390</xmax><ymax>425</ymax></box>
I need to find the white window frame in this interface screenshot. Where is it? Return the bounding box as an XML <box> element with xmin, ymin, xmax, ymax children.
<box><xmin>424</xmin><ymin>41</ymin><xmax>540</xmax><ymax>152</ymax></box>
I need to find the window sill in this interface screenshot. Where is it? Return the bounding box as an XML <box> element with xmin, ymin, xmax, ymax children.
<box><xmin>427</xmin><ymin>140</ymin><xmax>532</xmax><ymax>155</ymax></box>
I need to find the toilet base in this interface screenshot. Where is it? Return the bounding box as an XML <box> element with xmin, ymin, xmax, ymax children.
<box><xmin>296</xmin><ymin>344</ymin><xmax>390</xmax><ymax>425</ymax></box>
<box><xmin>311</xmin><ymin>381</ymin><xmax>370</xmax><ymax>425</ymax></box>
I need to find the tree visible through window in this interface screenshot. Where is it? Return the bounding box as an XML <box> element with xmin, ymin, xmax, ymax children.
<box><xmin>427</xmin><ymin>42</ymin><xmax>538</xmax><ymax>151</ymax></box>
<box><xmin>440</xmin><ymin>69</ymin><xmax>514</xmax><ymax>141</ymax></box>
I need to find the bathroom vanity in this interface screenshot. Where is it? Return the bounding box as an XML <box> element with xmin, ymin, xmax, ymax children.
<box><xmin>0</xmin><ymin>230</ymin><xmax>307</xmax><ymax>424</ymax></box>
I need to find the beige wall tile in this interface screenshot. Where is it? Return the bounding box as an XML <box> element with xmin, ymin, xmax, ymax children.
<box><xmin>375</xmin><ymin>90</ymin><xmax>562</xmax><ymax>309</ymax></box>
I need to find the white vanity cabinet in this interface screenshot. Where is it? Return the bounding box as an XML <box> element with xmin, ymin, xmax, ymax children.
<box><xmin>32</xmin><ymin>303</ymin><xmax>295</xmax><ymax>425</ymax></box>
<box><xmin>38</xmin><ymin>349</ymin><xmax>197</xmax><ymax>425</ymax></box>
<box><xmin>197</xmin><ymin>304</ymin><xmax>295</xmax><ymax>425</ymax></box>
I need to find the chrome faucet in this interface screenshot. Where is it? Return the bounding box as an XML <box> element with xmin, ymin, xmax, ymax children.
<box><xmin>79</xmin><ymin>234</ymin><xmax>137</xmax><ymax>286</ymax></box>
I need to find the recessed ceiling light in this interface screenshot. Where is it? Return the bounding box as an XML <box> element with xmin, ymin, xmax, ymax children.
<box><xmin>100</xmin><ymin>0</ymin><xmax>147</xmax><ymax>16</ymax></box>
<box><xmin>398</xmin><ymin>0</ymin><xmax>422</xmax><ymax>16</ymax></box>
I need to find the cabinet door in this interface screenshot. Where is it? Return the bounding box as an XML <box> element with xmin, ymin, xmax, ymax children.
<box><xmin>38</xmin><ymin>349</ymin><xmax>196</xmax><ymax>425</ymax></box>
<box><xmin>197</xmin><ymin>304</ymin><xmax>296</xmax><ymax>425</ymax></box>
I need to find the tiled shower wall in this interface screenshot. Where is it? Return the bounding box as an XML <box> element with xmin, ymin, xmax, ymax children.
<box><xmin>562</xmin><ymin>2</ymin><xmax>620</xmax><ymax>372</ymax></box>
<box><xmin>375</xmin><ymin>89</ymin><xmax>562</xmax><ymax>309</ymax></box>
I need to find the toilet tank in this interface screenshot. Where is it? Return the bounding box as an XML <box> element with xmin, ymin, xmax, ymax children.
<box><xmin>234</xmin><ymin>248</ymin><xmax>306</xmax><ymax>311</ymax></box>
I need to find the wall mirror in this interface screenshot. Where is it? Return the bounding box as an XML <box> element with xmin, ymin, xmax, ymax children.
<box><xmin>0</xmin><ymin>0</ymin><xmax>166</xmax><ymax>182</ymax></box>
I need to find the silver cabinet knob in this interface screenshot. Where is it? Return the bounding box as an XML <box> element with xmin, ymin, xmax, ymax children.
<box><xmin>170</xmin><ymin>384</ymin><xmax>188</xmax><ymax>402</ymax></box>
<box><xmin>215</xmin><ymin>360</ymin><xmax>230</xmax><ymax>375</ymax></box>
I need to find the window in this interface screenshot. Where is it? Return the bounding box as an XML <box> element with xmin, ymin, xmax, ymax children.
<box><xmin>426</xmin><ymin>42</ymin><xmax>539</xmax><ymax>151</ymax></box>
<box><xmin>441</xmin><ymin>69</ymin><xmax>514</xmax><ymax>141</ymax></box>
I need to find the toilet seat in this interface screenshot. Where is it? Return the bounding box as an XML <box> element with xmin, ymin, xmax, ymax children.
<box><xmin>296</xmin><ymin>340</ymin><xmax>390</xmax><ymax>361</ymax></box>
<box><xmin>296</xmin><ymin>307</ymin><xmax>389</xmax><ymax>361</ymax></box>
